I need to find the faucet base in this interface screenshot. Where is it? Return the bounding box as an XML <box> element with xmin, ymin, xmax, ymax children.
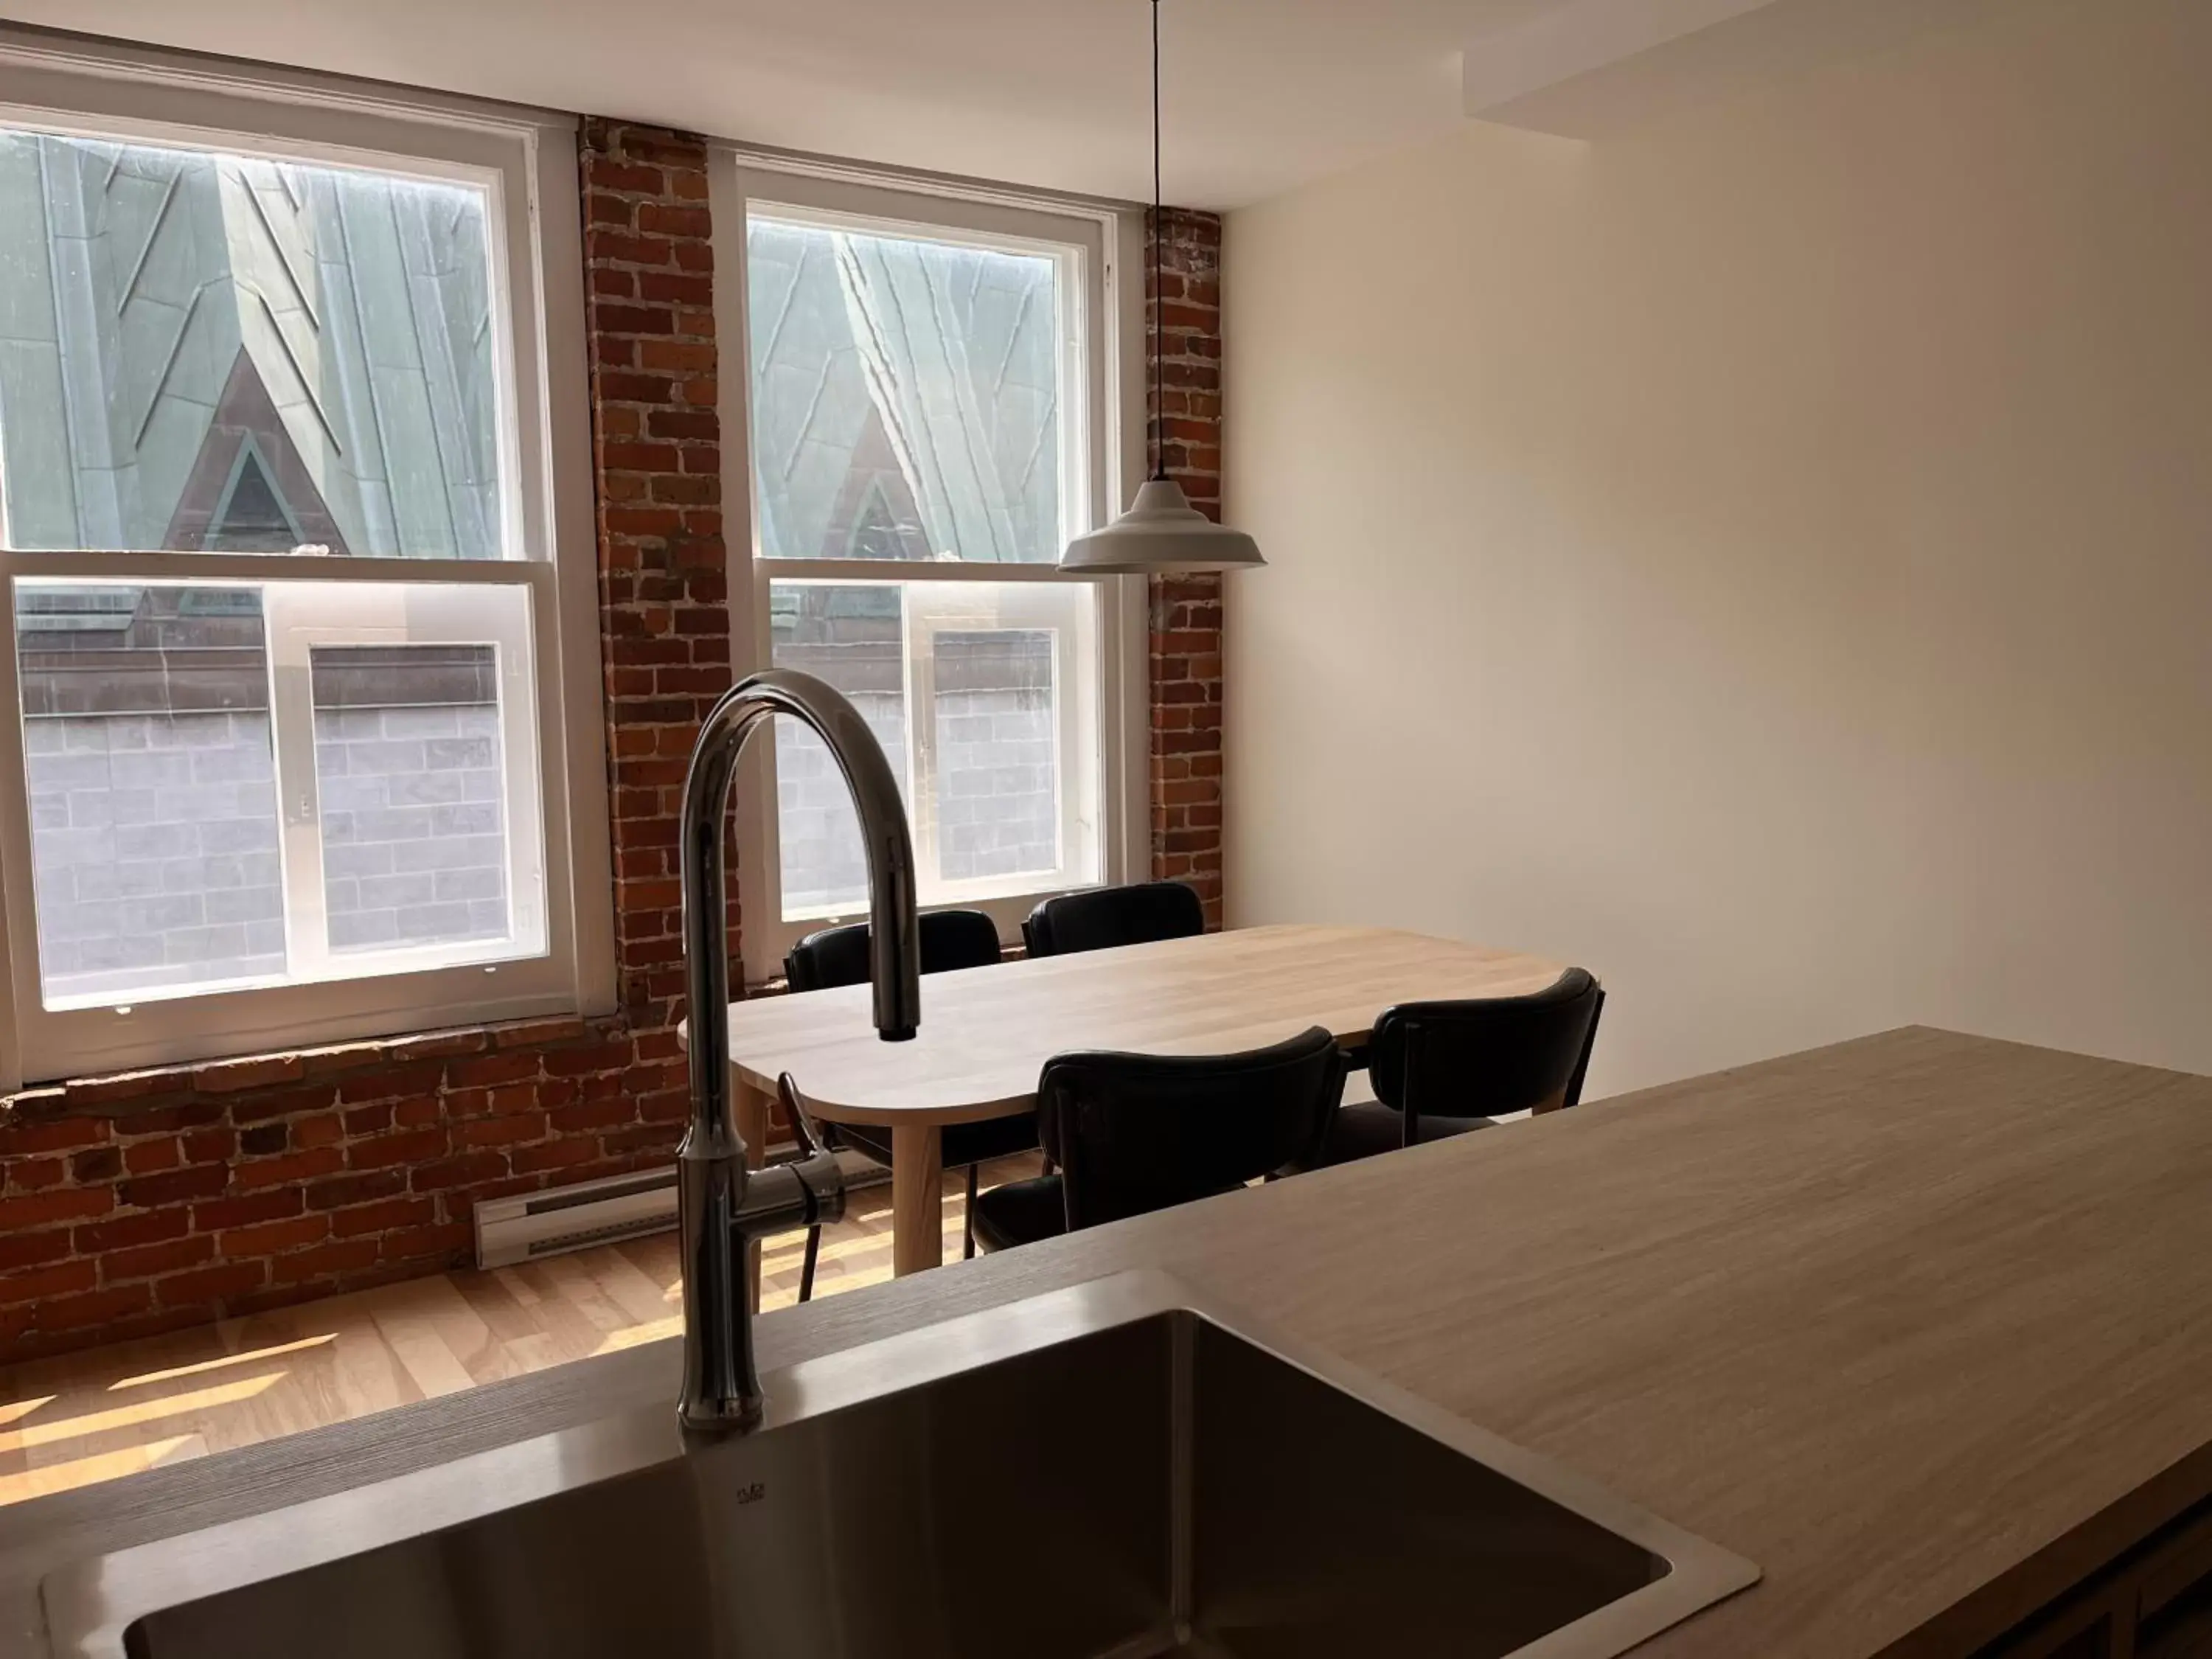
<box><xmin>679</xmin><ymin>1391</ymin><xmax>764</xmax><ymax>1436</ymax></box>
<box><xmin>675</xmin><ymin>1136</ymin><xmax>847</xmax><ymax>1435</ymax></box>
<box><xmin>673</xmin><ymin>1133</ymin><xmax>753</xmax><ymax>1436</ymax></box>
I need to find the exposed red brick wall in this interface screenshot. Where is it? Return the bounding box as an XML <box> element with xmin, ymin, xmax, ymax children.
<box><xmin>1147</xmin><ymin>209</ymin><xmax>1225</xmax><ymax>928</ymax></box>
<box><xmin>580</xmin><ymin>119</ymin><xmax>738</xmax><ymax>1029</ymax></box>
<box><xmin>0</xmin><ymin>122</ymin><xmax>724</xmax><ymax>1365</ymax></box>
<box><xmin>0</xmin><ymin>1020</ymin><xmax>653</xmax><ymax>1356</ymax></box>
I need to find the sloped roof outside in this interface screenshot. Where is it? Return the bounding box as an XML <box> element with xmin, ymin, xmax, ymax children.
<box><xmin>0</xmin><ymin>129</ymin><xmax>501</xmax><ymax>559</ymax></box>
<box><xmin>745</xmin><ymin>215</ymin><xmax>1063</xmax><ymax>565</ymax></box>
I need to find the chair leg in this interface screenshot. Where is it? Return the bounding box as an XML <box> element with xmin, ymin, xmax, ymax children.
<box><xmin>799</xmin><ymin>1223</ymin><xmax>820</xmax><ymax>1303</ymax></box>
<box><xmin>964</xmin><ymin>1165</ymin><xmax>980</xmax><ymax>1261</ymax></box>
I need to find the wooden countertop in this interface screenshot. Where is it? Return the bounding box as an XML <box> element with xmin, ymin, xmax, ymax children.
<box><xmin>7</xmin><ymin>1026</ymin><xmax>2212</xmax><ymax>1658</ymax></box>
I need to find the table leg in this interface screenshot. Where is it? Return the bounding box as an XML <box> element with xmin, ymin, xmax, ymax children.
<box><xmin>734</xmin><ymin>1075</ymin><xmax>773</xmax><ymax>1311</ymax></box>
<box><xmin>891</xmin><ymin>1123</ymin><xmax>945</xmax><ymax>1278</ymax></box>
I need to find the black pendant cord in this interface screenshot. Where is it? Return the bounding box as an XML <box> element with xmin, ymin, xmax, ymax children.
<box><xmin>1150</xmin><ymin>0</ymin><xmax>1165</xmax><ymax>483</ymax></box>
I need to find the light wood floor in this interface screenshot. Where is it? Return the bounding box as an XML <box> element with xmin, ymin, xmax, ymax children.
<box><xmin>0</xmin><ymin>1152</ymin><xmax>1044</xmax><ymax>1509</ymax></box>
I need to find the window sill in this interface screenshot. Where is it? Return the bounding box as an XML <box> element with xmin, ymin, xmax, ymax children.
<box><xmin>9</xmin><ymin>950</ymin><xmax>1034</xmax><ymax>1119</ymax></box>
<box><xmin>0</xmin><ymin>1011</ymin><xmax>625</xmax><ymax>1124</ymax></box>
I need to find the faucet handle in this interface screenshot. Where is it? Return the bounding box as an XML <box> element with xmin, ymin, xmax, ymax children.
<box><xmin>777</xmin><ymin>1072</ymin><xmax>832</xmax><ymax>1161</ymax></box>
<box><xmin>773</xmin><ymin>1073</ymin><xmax>846</xmax><ymax>1231</ymax></box>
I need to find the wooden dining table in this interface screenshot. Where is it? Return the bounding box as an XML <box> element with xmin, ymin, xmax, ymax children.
<box><xmin>721</xmin><ymin>923</ymin><xmax>1570</xmax><ymax>1279</ymax></box>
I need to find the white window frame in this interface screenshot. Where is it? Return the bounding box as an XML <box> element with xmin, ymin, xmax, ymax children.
<box><xmin>0</xmin><ymin>35</ymin><xmax>613</xmax><ymax>1091</ymax></box>
<box><xmin>712</xmin><ymin>155</ymin><xmax>1151</xmax><ymax>982</ymax></box>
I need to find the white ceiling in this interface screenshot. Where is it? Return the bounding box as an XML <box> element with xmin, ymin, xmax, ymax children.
<box><xmin>6</xmin><ymin>0</ymin><xmax>1583</xmax><ymax>209</ymax></box>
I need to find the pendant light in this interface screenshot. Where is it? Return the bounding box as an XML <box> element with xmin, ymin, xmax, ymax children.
<box><xmin>1060</xmin><ymin>0</ymin><xmax>1265</xmax><ymax>574</ymax></box>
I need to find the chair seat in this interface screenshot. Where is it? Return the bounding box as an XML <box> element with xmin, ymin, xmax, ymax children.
<box><xmin>971</xmin><ymin>1174</ymin><xmax>1068</xmax><ymax>1253</ymax></box>
<box><xmin>1318</xmin><ymin>1100</ymin><xmax>1495</xmax><ymax>1164</ymax></box>
<box><xmin>834</xmin><ymin>1111</ymin><xmax>1041</xmax><ymax>1172</ymax></box>
<box><xmin>975</xmin><ymin>1169</ymin><xmax>1257</xmax><ymax>1252</ymax></box>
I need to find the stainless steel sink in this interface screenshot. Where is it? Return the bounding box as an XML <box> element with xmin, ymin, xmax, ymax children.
<box><xmin>42</xmin><ymin>1273</ymin><xmax>1755</xmax><ymax>1659</ymax></box>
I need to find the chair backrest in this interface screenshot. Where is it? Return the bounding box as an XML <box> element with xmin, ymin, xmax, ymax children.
<box><xmin>785</xmin><ymin>908</ymin><xmax>1003</xmax><ymax>993</ymax></box>
<box><xmin>1370</xmin><ymin>970</ymin><xmax>1605</xmax><ymax>1122</ymax></box>
<box><xmin>1037</xmin><ymin>1026</ymin><xmax>1346</xmax><ymax>1232</ymax></box>
<box><xmin>1021</xmin><ymin>880</ymin><xmax>1206</xmax><ymax>959</ymax></box>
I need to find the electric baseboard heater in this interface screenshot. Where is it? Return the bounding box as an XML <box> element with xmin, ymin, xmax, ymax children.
<box><xmin>473</xmin><ymin>1148</ymin><xmax>887</xmax><ymax>1268</ymax></box>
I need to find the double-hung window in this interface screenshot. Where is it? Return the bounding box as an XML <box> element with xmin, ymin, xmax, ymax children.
<box><xmin>718</xmin><ymin>162</ymin><xmax>1147</xmax><ymax>977</ymax></box>
<box><xmin>0</xmin><ymin>41</ymin><xmax>608</xmax><ymax>1088</ymax></box>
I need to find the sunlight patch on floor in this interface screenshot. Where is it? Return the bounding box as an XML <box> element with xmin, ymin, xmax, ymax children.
<box><xmin>0</xmin><ymin>1373</ymin><xmax>286</xmax><ymax>1455</ymax></box>
<box><xmin>108</xmin><ymin>1335</ymin><xmax>337</xmax><ymax>1392</ymax></box>
<box><xmin>588</xmin><ymin>1318</ymin><xmax>684</xmax><ymax>1358</ymax></box>
<box><xmin>0</xmin><ymin>1397</ymin><xmax>54</xmax><ymax>1429</ymax></box>
<box><xmin>14</xmin><ymin>1436</ymin><xmax>204</xmax><ymax>1502</ymax></box>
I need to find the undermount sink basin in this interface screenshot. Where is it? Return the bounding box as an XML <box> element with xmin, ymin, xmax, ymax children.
<box><xmin>44</xmin><ymin>1273</ymin><xmax>1755</xmax><ymax>1659</ymax></box>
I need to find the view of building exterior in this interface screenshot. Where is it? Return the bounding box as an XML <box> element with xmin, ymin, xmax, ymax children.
<box><xmin>743</xmin><ymin>214</ymin><xmax>1062</xmax><ymax>568</ymax></box>
<box><xmin>1</xmin><ymin>129</ymin><xmax>512</xmax><ymax>1002</ymax></box>
<box><xmin>0</xmin><ymin>129</ymin><xmax>501</xmax><ymax>557</ymax></box>
<box><xmin>745</xmin><ymin>213</ymin><xmax>1077</xmax><ymax>914</ymax></box>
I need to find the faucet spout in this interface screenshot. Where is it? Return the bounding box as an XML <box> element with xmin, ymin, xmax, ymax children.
<box><xmin>676</xmin><ymin>669</ymin><xmax>919</xmax><ymax>1433</ymax></box>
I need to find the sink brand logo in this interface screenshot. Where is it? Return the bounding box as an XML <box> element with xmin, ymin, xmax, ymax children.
<box><xmin>734</xmin><ymin>1481</ymin><xmax>766</xmax><ymax>1506</ymax></box>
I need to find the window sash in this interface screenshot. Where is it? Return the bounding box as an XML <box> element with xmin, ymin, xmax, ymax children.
<box><xmin>757</xmin><ymin>559</ymin><xmax>1101</xmax><ymax>585</ymax></box>
<box><xmin>0</xmin><ymin>100</ymin><xmax>531</xmax><ymax>568</ymax></box>
<box><xmin>10</xmin><ymin>572</ymin><xmax>549</xmax><ymax>1012</ymax></box>
<box><xmin>740</xmin><ymin>197</ymin><xmax>1092</xmax><ymax>570</ymax></box>
<box><xmin>264</xmin><ymin>579</ymin><xmax>547</xmax><ymax>984</ymax></box>
<box><xmin>763</xmin><ymin>574</ymin><xmax>1104</xmax><ymax>924</ymax></box>
<box><xmin>0</xmin><ymin>555</ymin><xmax>582</xmax><ymax>1070</ymax></box>
<box><xmin>903</xmin><ymin>580</ymin><xmax>1099</xmax><ymax>908</ymax></box>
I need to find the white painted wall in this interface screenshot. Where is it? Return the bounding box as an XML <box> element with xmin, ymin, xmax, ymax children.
<box><xmin>1223</xmin><ymin>0</ymin><xmax>2212</xmax><ymax>1096</ymax></box>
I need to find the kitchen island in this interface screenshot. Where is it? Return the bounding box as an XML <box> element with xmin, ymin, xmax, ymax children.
<box><xmin>5</xmin><ymin>1026</ymin><xmax>2211</xmax><ymax>1657</ymax></box>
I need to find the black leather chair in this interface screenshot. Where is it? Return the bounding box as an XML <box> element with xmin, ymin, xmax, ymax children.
<box><xmin>971</xmin><ymin>1026</ymin><xmax>1347</xmax><ymax>1253</ymax></box>
<box><xmin>784</xmin><ymin>909</ymin><xmax>1032</xmax><ymax>1299</ymax></box>
<box><xmin>785</xmin><ymin>908</ymin><xmax>1004</xmax><ymax>992</ymax></box>
<box><xmin>1020</xmin><ymin>879</ymin><xmax>1205</xmax><ymax>958</ymax></box>
<box><xmin>1315</xmin><ymin>969</ymin><xmax>1604</xmax><ymax>1166</ymax></box>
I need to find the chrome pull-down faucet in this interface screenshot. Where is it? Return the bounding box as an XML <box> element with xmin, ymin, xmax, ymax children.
<box><xmin>675</xmin><ymin>669</ymin><xmax>920</xmax><ymax>1433</ymax></box>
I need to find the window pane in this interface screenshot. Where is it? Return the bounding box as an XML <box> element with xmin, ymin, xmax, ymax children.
<box><xmin>768</xmin><ymin>578</ymin><xmax>1100</xmax><ymax>920</ymax></box>
<box><xmin>933</xmin><ymin>630</ymin><xmax>1059</xmax><ymax>882</ymax></box>
<box><xmin>15</xmin><ymin>577</ymin><xmax>544</xmax><ymax>1006</ymax></box>
<box><xmin>311</xmin><ymin>644</ymin><xmax>511</xmax><ymax>953</ymax></box>
<box><xmin>769</xmin><ymin>582</ymin><xmax>908</xmax><ymax>915</ymax></box>
<box><xmin>746</xmin><ymin>212</ymin><xmax>1068</xmax><ymax>564</ymax></box>
<box><xmin>15</xmin><ymin>580</ymin><xmax>285</xmax><ymax>1005</ymax></box>
<box><xmin>0</xmin><ymin>129</ymin><xmax>507</xmax><ymax>558</ymax></box>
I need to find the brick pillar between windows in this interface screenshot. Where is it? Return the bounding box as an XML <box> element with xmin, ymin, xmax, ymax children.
<box><xmin>1147</xmin><ymin>209</ymin><xmax>1225</xmax><ymax>928</ymax></box>
<box><xmin>578</xmin><ymin>119</ymin><xmax>739</xmax><ymax>1023</ymax></box>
